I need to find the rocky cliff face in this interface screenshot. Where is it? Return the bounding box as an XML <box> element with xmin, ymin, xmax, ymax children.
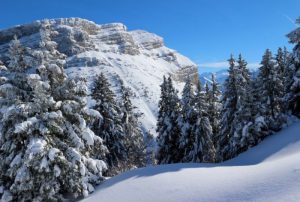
<box><xmin>0</xmin><ymin>18</ymin><xmax>198</xmax><ymax>135</ymax></box>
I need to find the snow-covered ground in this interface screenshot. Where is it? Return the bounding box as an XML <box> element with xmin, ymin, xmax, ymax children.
<box><xmin>83</xmin><ymin>121</ymin><xmax>300</xmax><ymax>202</ymax></box>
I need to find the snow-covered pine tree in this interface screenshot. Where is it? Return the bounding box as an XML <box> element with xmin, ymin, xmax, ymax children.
<box><xmin>0</xmin><ymin>35</ymin><xmax>32</xmax><ymax>113</ymax></box>
<box><xmin>275</xmin><ymin>47</ymin><xmax>288</xmax><ymax>112</ymax></box>
<box><xmin>156</xmin><ymin>76</ymin><xmax>169</xmax><ymax>164</ymax></box>
<box><xmin>0</xmin><ymin>38</ymin><xmax>30</xmax><ymax>201</ymax></box>
<box><xmin>281</xmin><ymin>48</ymin><xmax>295</xmax><ymax>110</ymax></box>
<box><xmin>257</xmin><ymin>49</ymin><xmax>283</xmax><ymax>131</ymax></box>
<box><xmin>0</xmin><ymin>25</ymin><xmax>108</xmax><ymax>201</ymax></box>
<box><xmin>250</xmin><ymin>74</ymin><xmax>270</xmax><ymax>141</ymax></box>
<box><xmin>286</xmin><ymin>18</ymin><xmax>300</xmax><ymax>117</ymax></box>
<box><xmin>91</xmin><ymin>73</ymin><xmax>127</xmax><ymax>174</ymax></box>
<box><xmin>181</xmin><ymin>76</ymin><xmax>194</xmax><ymax>123</ymax></box>
<box><xmin>119</xmin><ymin>81</ymin><xmax>146</xmax><ymax>170</ymax></box>
<box><xmin>207</xmin><ymin>73</ymin><xmax>222</xmax><ymax>150</ymax></box>
<box><xmin>233</xmin><ymin>54</ymin><xmax>250</xmax><ymax>117</ymax></box>
<box><xmin>276</xmin><ymin>47</ymin><xmax>290</xmax><ymax>83</ymax></box>
<box><xmin>230</xmin><ymin>55</ymin><xmax>257</xmax><ymax>155</ymax></box>
<box><xmin>156</xmin><ymin>76</ymin><xmax>182</xmax><ymax>164</ymax></box>
<box><xmin>179</xmin><ymin>76</ymin><xmax>196</xmax><ymax>162</ymax></box>
<box><xmin>281</xmin><ymin>47</ymin><xmax>293</xmax><ymax>82</ymax></box>
<box><xmin>190</xmin><ymin>78</ymin><xmax>215</xmax><ymax>162</ymax></box>
<box><xmin>219</xmin><ymin>55</ymin><xmax>238</xmax><ymax>160</ymax></box>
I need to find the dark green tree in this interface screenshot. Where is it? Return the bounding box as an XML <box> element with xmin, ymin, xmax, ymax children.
<box><xmin>156</xmin><ymin>76</ymin><xmax>182</xmax><ymax>164</ymax></box>
<box><xmin>91</xmin><ymin>73</ymin><xmax>126</xmax><ymax>174</ymax></box>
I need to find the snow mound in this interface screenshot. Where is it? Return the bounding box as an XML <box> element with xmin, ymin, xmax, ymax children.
<box><xmin>83</xmin><ymin>121</ymin><xmax>300</xmax><ymax>202</ymax></box>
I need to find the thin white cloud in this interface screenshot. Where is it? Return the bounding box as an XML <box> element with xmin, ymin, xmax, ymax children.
<box><xmin>199</xmin><ymin>61</ymin><xmax>260</xmax><ymax>69</ymax></box>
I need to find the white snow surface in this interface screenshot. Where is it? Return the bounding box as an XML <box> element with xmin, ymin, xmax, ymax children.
<box><xmin>83</xmin><ymin>121</ymin><xmax>300</xmax><ymax>202</ymax></box>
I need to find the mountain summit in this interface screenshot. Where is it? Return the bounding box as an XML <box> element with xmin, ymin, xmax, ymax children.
<box><xmin>0</xmin><ymin>18</ymin><xmax>198</xmax><ymax>134</ymax></box>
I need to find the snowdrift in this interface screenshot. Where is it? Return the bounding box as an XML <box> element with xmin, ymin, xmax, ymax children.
<box><xmin>83</xmin><ymin>121</ymin><xmax>300</xmax><ymax>202</ymax></box>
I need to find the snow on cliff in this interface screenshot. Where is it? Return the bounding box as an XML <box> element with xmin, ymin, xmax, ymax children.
<box><xmin>0</xmin><ymin>18</ymin><xmax>198</xmax><ymax>135</ymax></box>
<box><xmin>83</xmin><ymin>121</ymin><xmax>300</xmax><ymax>202</ymax></box>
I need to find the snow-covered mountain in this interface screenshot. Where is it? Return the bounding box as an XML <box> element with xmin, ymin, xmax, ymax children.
<box><xmin>199</xmin><ymin>69</ymin><xmax>228</xmax><ymax>86</ymax></box>
<box><xmin>199</xmin><ymin>68</ymin><xmax>259</xmax><ymax>89</ymax></box>
<box><xmin>83</xmin><ymin>120</ymin><xmax>300</xmax><ymax>202</ymax></box>
<box><xmin>0</xmin><ymin>18</ymin><xmax>198</xmax><ymax>135</ymax></box>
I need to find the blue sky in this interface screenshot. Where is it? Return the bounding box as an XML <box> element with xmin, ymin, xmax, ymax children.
<box><xmin>1</xmin><ymin>0</ymin><xmax>299</xmax><ymax>73</ymax></box>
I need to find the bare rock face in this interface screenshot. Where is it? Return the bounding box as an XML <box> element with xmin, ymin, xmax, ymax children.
<box><xmin>96</xmin><ymin>24</ymin><xmax>140</xmax><ymax>55</ymax></box>
<box><xmin>0</xmin><ymin>18</ymin><xmax>198</xmax><ymax>135</ymax></box>
<box><xmin>0</xmin><ymin>18</ymin><xmax>98</xmax><ymax>59</ymax></box>
<box><xmin>174</xmin><ymin>65</ymin><xmax>199</xmax><ymax>85</ymax></box>
<box><xmin>130</xmin><ymin>30</ymin><xmax>164</xmax><ymax>50</ymax></box>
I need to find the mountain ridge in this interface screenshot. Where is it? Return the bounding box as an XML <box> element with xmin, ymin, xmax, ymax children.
<box><xmin>0</xmin><ymin>17</ymin><xmax>198</xmax><ymax>135</ymax></box>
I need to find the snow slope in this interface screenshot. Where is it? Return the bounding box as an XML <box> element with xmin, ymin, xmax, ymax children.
<box><xmin>83</xmin><ymin>121</ymin><xmax>300</xmax><ymax>202</ymax></box>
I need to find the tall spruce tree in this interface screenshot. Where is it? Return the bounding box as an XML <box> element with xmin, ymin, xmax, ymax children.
<box><xmin>276</xmin><ymin>47</ymin><xmax>286</xmax><ymax>75</ymax></box>
<box><xmin>286</xmin><ymin>18</ymin><xmax>300</xmax><ymax>117</ymax></box>
<box><xmin>0</xmin><ymin>26</ymin><xmax>108</xmax><ymax>201</ymax></box>
<box><xmin>179</xmin><ymin>76</ymin><xmax>196</xmax><ymax>162</ymax></box>
<box><xmin>257</xmin><ymin>49</ymin><xmax>283</xmax><ymax>131</ymax></box>
<box><xmin>275</xmin><ymin>47</ymin><xmax>287</xmax><ymax>112</ymax></box>
<box><xmin>219</xmin><ymin>55</ymin><xmax>238</xmax><ymax>160</ymax></box>
<box><xmin>230</xmin><ymin>55</ymin><xmax>256</xmax><ymax>155</ymax></box>
<box><xmin>276</xmin><ymin>47</ymin><xmax>289</xmax><ymax>83</ymax></box>
<box><xmin>190</xmin><ymin>78</ymin><xmax>215</xmax><ymax>162</ymax></box>
<box><xmin>156</xmin><ymin>76</ymin><xmax>182</xmax><ymax>164</ymax></box>
<box><xmin>207</xmin><ymin>73</ymin><xmax>222</xmax><ymax>149</ymax></box>
<box><xmin>91</xmin><ymin>73</ymin><xmax>126</xmax><ymax>174</ymax></box>
<box><xmin>250</xmin><ymin>74</ymin><xmax>270</xmax><ymax>141</ymax></box>
<box><xmin>119</xmin><ymin>81</ymin><xmax>146</xmax><ymax>170</ymax></box>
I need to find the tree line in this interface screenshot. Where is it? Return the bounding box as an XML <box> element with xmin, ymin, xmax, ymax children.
<box><xmin>156</xmin><ymin>25</ymin><xmax>300</xmax><ymax>163</ymax></box>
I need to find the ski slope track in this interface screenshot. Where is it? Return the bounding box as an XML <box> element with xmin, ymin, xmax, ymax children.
<box><xmin>83</xmin><ymin>121</ymin><xmax>300</xmax><ymax>202</ymax></box>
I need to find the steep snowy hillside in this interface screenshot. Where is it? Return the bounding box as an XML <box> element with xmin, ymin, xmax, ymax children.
<box><xmin>83</xmin><ymin>121</ymin><xmax>300</xmax><ymax>202</ymax></box>
<box><xmin>0</xmin><ymin>18</ymin><xmax>198</xmax><ymax>135</ymax></box>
